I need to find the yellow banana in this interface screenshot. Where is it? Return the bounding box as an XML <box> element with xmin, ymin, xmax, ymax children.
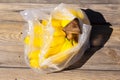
<box><xmin>28</xmin><ymin>50</ymin><xmax>40</xmax><ymax>68</ymax></box>
<box><xmin>25</xmin><ymin>7</ymin><xmax>84</xmax><ymax>69</ymax></box>
<box><xmin>68</xmin><ymin>8</ymin><xmax>84</xmax><ymax>20</ymax></box>
<box><xmin>51</xmin><ymin>38</ymin><xmax>73</xmax><ymax>64</ymax></box>
<box><xmin>51</xmin><ymin>51</ymin><xmax>71</xmax><ymax>64</ymax></box>
<box><xmin>61</xmin><ymin>20</ymin><xmax>71</xmax><ymax>27</ymax></box>
<box><xmin>51</xmin><ymin>19</ymin><xmax>62</xmax><ymax>29</ymax></box>
<box><xmin>30</xmin><ymin>59</ymin><xmax>39</xmax><ymax>68</ymax></box>
<box><xmin>33</xmin><ymin>36</ymin><xmax>43</xmax><ymax>48</ymax></box>
<box><xmin>61</xmin><ymin>39</ymin><xmax>73</xmax><ymax>52</ymax></box>
<box><xmin>24</xmin><ymin>35</ymin><xmax>30</xmax><ymax>45</ymax></box>
<box><xmin>41</xmin><ymin>20</ymin><xmax>48</xmax><ymax>26</ymax></box>
<box><xmin>53</xmin><ymin>30</ymin><xmax>66</xmax><ymax>36</ymax></box>
<box><xmin>28</xmin><ymin>50</ymin><xmax>40</xmax><ymax>60</ymax></box>
<box><xmin>77</xmin><ymin>10</ymin><xmax>84</xmax><ymax>20</ymax></box>
<box><xmin>44</xmin><ymin>36</ymin><xmax>65</xmax><ymax>58</ymax></box>
<box><xmin>27</xmin><ymin>21</ymin><xmax>46</xmax><ymax>68</ymax></box>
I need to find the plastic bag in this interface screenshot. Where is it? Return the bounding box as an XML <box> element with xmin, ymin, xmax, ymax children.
<box><xmin>20</xmin><ymin>3</ymin><xmax>92</xmax><ymax>73</ymax></box>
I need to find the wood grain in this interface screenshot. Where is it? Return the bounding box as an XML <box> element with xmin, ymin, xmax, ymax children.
<box><xmin>0</xmin><ymin>68</ymin><xmax>120</xmax><ymax>80</ymax></box>
<box><xmin>0</xmin><ymin>0</ymin><xmax>120</xmax><ymax>4</ymax></box>
<box><xmin>0</xmin><ymin>3</ymin><xmax>120</xmax><ymax>80</ymax></box>
<box><xmin>0</xmin><ymin>45</ymin><xmax>120</xmax><ymax>70</ymax></box>
<box><xmin>0</xmin><ymin>45</ymin><xmax>26</xmax><ymax>67</ymax></box>
<box><xmin>0</xmin><ymin>3</ymin><xmax>119</xmax><ymax>11</ymax></box>
<box><xmin>0</xmin><ymin>22</ymin><xmax>119</xmax><ymax>46</ymax></box>
<box><xmin>0</xmin><ymin>22</ymin><xmax>23</xmax><ymax>45</ymax></box>
<box><xmin>0</xmin><ymin>3</ymin><xmax>120</xmax><ymax>25</ymax></box>
<box><xmin>0</xmin><ymin>25</ymin><xmax>119</xmax><ymax>69</ymax></box>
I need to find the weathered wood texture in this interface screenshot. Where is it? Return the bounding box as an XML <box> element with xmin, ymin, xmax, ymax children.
<box><xmin>0</xmin><ymin>0</ymin><xmax>120</xmax><ymax>4</ymax></box>
<box><xmin>0</xmin><ymin>68</ymin><xmax>120</xmax><ymax>80</ymax></box>
<box><xmin>0</xmin><ymin>3</ymin><xmax>120</xmax><ymax>25</ymax></box>
<box><xmin>0</xmin><ymin>3</ymin><xmax>120</xmax><ymax>80</ymax></box>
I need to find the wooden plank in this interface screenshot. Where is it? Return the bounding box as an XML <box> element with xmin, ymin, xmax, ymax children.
<box><xmin>0</xmin><ymin>68</ymin><xmax>120</xmax><ymax>80</ymax></box>
<box><xmin>0</xmin><ymin>3</ymin><xmax>119</xmax><ymax>70</ymax></box>
<box><xmin>0</xmin><ymin>45</ymin><xmax>26</xmax><ymax>67</ymax></box>
<box><xmin>0</xmin><ymin>9</ymin><xmax>120</xmax><ymax>25</ymax></box>
<box><xmin>0</xmin><ymin>22</ymin><xmax>23</xmax><ymax>45</ymax></box>
<box><xmin>0</xmin><ymin>4</ymin><xmax>120</xmax><ymax>25</ymax></box>
<box><xmin>0</xmin><ymin>0</ymin><xmax>120</xmax><ymax>4</ymax></box>
<box><xmin>0</xmin><ymin>3</ymin><xmax>58</xmax><ymax>11</ymax></box>
<box><xmin>0</xmin><ymin>22</ymin><xmax>119</xmax><ymax>46</ymax></box>
<box><xmin>0</xmin><ymin>22</ymin><xmax>119</xmax><ymax>68</ymax></box>
<box><xmin>0</xmin><ymin>23</ymin><xmax>119</xmax><ymax>68</ymax></box>
<box><xmin>0</xmin><ymin>45</ymin><xmax>120</xmax><ymax>70</ymax></box>
<box><xmin>0</xmin><ymin>11</ymin><xmax>24</xmax><ymax>22</ymax></box>
<box><xmin>0</xmin><ymin>3</ymin><xmax>120</xmax><ymax>11</ymax></box>
<box><xmin>79</xmin><ymin>47</ymin><xmax>120</xmax><ymax>70</ymax></box>
<box><xmin>0</xmin><ymin>3</ymin><xmax>120</xmax><ymax>79</ymax></box>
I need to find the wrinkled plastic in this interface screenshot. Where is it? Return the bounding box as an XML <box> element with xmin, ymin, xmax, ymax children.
<box><xmin>20</xmin><ymin>3</ymin><xmax>92</xmax><ymax>73</ymax></box>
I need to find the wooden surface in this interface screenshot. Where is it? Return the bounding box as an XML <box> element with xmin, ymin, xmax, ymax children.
<box><xmin>0</xmin><ymin>2</ymin><xmax>120</xmax><ymax>80</ymax></box>
<box><xmin>0</xmin><ymin>0</ymin><xmax>120</xmax><ymax>4</ymax></box>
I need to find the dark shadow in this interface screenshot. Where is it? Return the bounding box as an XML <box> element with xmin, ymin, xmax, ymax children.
<box><xmin>64</xmin><ymin>9</ymin><xmax>113</xmax><ymax>70</ymax></box>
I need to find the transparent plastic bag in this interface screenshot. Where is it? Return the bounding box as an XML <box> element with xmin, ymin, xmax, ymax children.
<box><xmin>20</xmin><ymin>3</ymin><xmax>92</xmax><ymax>73</ymax></box>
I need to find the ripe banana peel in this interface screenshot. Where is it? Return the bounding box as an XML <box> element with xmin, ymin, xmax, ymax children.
<box><xmin>24</xmin><ymin>5</ymin><xmax>84</xmax><ymax>69</ymax></box>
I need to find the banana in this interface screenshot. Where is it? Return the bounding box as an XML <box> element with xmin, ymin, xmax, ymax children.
<box><xmin>44</xmin><ymin>30</ymin><xmax>66</xmax><ymax>58</ymax></box>
<box><xmin>51</xmin><ymin>51</ymin><xmax>71</xmax><ymax>65</ymax></box>
<box><xmin>51</xmin><ymin>38</ymin><xmax>73</xmax><ymax>64</ymax></box>
<box><xmin>28</xmin><ymin>50</ymin><xmax>40</xmax><ymax>68</ymax></box>
<box><xmin>26</xmin><ymin>21</ymin><xmax>46</xmax><ymax>68</ymax></box>
<box><xmin>51</xmin><ymin>19</ymin><xmax>62</xmax><ymax>29</ymax></box>
<box><xmin>25</xmin><ymin>6</ymin><xmax>84</xmax><ymax>69</ymax></box>
<box><xmin>30</xmin><ymin>59</ymin><xmax>39</xmax><ymax>68</ymax></box>
<box><xmin>53</xmin><ymin>30</ymin><xmax>66</xmax><ymax>36</ymax></box>
<box><xmin>33</xmin><ymin>36</ymin><xmax>43</xmax><ymax>48</ymax></box>
<box><xmin>61</xmin><ymin>39</ymin><xmax>73</xmax><ymax>52</ymax></box>
<box><xmin>68</xmin><ymin>8</ymin><xmax>84</xmax><ymax>20</ymax></box>
<box><xmin>61</xmin><ymin>20</ymin><xmax>71</xmax><ymax>27</ymax></box>
<box><xmin>24</xmin><ymin>35</ymin><xmax>30</xmax><ymax>45</ymax></box>
<box><xmin>41</xmin><ymin>20</ymin><xmax>48</xmax><ymax>26</ymax></box>
<box><xmin>43</xmin><ymin>25</ymin><xmax>66</xmax><ymax>58</ymax></box>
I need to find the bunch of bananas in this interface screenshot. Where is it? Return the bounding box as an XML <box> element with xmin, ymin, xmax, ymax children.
<box><xmin>24</xmin><ymin>6</ymin><xmax>85</xmax><ymax>69</ymax></box>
